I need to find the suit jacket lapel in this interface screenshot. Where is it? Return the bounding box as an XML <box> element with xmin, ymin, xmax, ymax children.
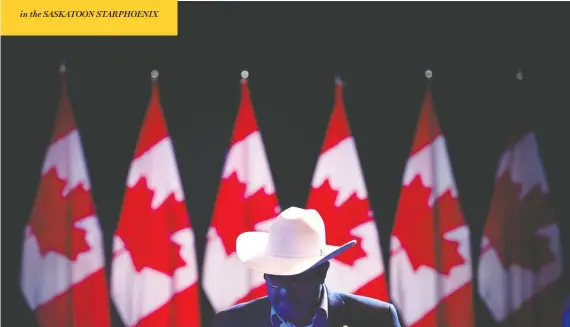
<box><xmin>257</xmin><ymin>287</ymin><xmax>346</xmax><ymax>327</ymax></box>
<box><xmin>326</xmin><ymin>286</ymin><xmax>346</xmax><ymax>327</ymax></box>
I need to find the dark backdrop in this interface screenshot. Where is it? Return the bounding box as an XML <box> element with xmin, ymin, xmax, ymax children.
<box><xmin>2</xmin><ymin>3</ymin><xmax>569</xmax><ymax>327</ymax></box>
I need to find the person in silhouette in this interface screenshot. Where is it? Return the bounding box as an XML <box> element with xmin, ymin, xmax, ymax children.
<box><xmin>212</xmin><ymin>206</ymin><xmax>402</xmax><ymax>327</ymax></box>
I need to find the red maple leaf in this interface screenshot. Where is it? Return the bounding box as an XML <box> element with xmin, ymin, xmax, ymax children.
<box><xmin>28</xmin><ymin>168</ymin><xmax>93</xmax><ymax>261</ymax></box>
<box><xmin>484</xmin><ymin>172</ymin><xmax>556</xmax><ymax>271</ymax></box>
<box><xmin>115</xmin><ymin>178</ymin><xmax>189</xmax><ymax>276</ymax></box>
<box><xmin>392</xmin><ymin>176</ymin><xmax>466</xmax><ymax>275</ymax></box>
<box><xmin>307</xmin><ymin>179</ymin><xmax>370</xmax><ymax>266</ymax></box>
<box><xmin>211</xmin><ymin>172</ymin><xmax>279</xmax><ymax>255</ymax></box>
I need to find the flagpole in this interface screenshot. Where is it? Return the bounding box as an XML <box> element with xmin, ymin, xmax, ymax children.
<box><xmin>502</xmin><ymin>67</ymin><xmax>522</xmax><ymax>322</ymax></box>
<box><xmin>58</xmin><ymin>58</ymin><xmax>75</xmax><ymax>325</ymax></box>
<box><xmin>335</xmin><ymin>74</ymin><xmax>343</xmax><ymax>107</ymax></box>
<box><xmin>514</xmin><ymin>67</ymin><xmax>542</xmax><ymax>326</ymax></box>
<box><xmin>425</xmin><ymin>69</ymin><xmax>445</xmax><ymax>327</ymax></box>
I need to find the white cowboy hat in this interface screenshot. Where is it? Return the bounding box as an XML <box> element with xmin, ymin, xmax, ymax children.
<box><xmin>236</xmin><ymin>206</ymin><xmax>357</xmax><ymax>276</ymax></box>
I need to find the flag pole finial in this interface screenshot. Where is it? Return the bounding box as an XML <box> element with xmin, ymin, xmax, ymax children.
<box><xmin>335</xmin><ymin>75</ymin><xmax>343</xmax><ymax>85</ymax></box>
<box><xmin>241</xmin><ymin>70</ymin><xmax>249</xmax><ymax>79</ymax></box>
<box><xmin>425</xmin><ymin>69</ymin><xmax>433</xmax><ymax>79</ymax></box>
<box><xmin>59</xmin><ymin>61</ymin><xmax>67</xmax><ymax>73</ymax></box>
<box><xmin>151</xmin><ymin>70</ymin><xmax>159</xmax><ymax>79</ymax></box>
<box><xmin>516</xmin><ymin>67</ymin><xmax>523</xmax><ymax>81</ymax></box>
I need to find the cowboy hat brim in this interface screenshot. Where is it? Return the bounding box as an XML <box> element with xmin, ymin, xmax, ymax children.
<box><xmin>236</xmin><ymin>231</ymin><xmax>357</xmax><ymax>276</ymax></box>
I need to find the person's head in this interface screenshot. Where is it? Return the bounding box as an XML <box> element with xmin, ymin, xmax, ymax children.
<box><xmin>264</xmin><ymin>261</ymin><xmax>330</xmax><ymax>321</ymax></box>
<box><xmin>235</xmin><ymin>207</ymin><xmax>356</xmax><ymax>318</ymax></box>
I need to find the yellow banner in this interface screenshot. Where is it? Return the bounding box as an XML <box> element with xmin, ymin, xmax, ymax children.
<box><xmin>1</xmin><ymin>0</ymin><xmax>178</xmax><ymax>36</ymax></box>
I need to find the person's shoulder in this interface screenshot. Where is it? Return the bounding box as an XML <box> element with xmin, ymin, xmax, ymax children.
<box><xmin>333</xmin><ymin>292</ymin><xmax>401</xmax><ymax>327</ymax></box>
<box><xmin>337</xmin><ymin>291</ymin><xmax>393</xmax><ymax>310</ymax></box>
<box><xmin>213</xmin><ymin>297</ymin><xmax>269</xmax><ymax>326</ymax></box>
<box><xmin>217</xmin><ymin>296</ymin><xmax>268</xmax><ymax>316</ymax></box>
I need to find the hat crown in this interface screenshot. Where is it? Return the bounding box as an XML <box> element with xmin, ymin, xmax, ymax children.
<box><xmin>266</xmin><ymin>207</ymin><xmax>326</xmax><ymax>258</ymax></box>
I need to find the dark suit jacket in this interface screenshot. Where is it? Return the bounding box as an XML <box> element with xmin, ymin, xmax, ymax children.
<box><xmin>213</xmin><ymin>287</ymin><xmax>402</xmax><ymax>327</ymax></box>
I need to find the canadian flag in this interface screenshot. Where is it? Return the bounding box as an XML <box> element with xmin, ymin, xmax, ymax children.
<box><xmin>478</xmin><ymin>130</ymin><xmax>564</xmax><ymax>327</ymax></box>
<box><xmin>110</xmin><ymin>76</ymin><xmax>201</xmax><ymax>327</ymax></box>
<box><xmin>202</xmin><ymin>77</ymin><xmax>280</xmax><ymax>313</ymax></box>
<box><xmin>389</xmin><ymin>84</ymin><xmax>475</xmax><ymax>327</ymax></box>
<box><xmin>306</xmin><ymin>79</ymin><xmax>388</xmax><ymax>300</ymax></box>
<box><xmin>20</xmin><ymin>66</ymin><xmax>112</xmax><ymax>327</ymax></box>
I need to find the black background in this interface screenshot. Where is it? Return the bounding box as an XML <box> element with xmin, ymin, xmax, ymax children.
<box><xmin>2</xmin><ymin>3</ymin><xmax>569</xmax><ymax>327</ymax></box>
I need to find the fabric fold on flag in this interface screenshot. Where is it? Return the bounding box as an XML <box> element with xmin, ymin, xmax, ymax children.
<box><xmin>389</xmin><ymin>84</ymin><xmax>475</xmax><ymax>327</ymax></box>
<box><xmin>202</xmin><ymin>77</ymin><xmax>280</xmax><ymax>313</ymax></box>
<box><xmin>20</xmin><ymin>68</ymin><xmax>112</xmax><ymax>327</ymax></box>
<box><xmin>478</xmin><ymin>128</ymin><xmax>564</xmax><ymax>327</ymax></box>
<box><xmin>110</xmin><ymin>77</ymin><xmax>201</xmax><ymax>327</ymax></box>
<box><xmin>306</xmin><ymin>79</ymin><xmax>388</xmax><ymax>300</ymax></box>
